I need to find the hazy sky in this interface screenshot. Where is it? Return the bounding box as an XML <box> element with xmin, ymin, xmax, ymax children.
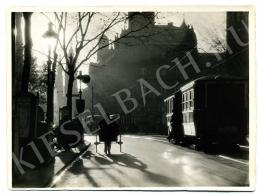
<box><xmin>25</xmin><ymin>11</ymin><xmax>226</xmax><ymax>88</ymax></box>
<box><xmin>156</xmin><ymin>12</ymin><xmax>226</xmax><ymax>52</ymax></box>
<box><xmin>29</xmin><ymin>12</ymin><xmax>226</xmax><ymax>66</ymax></box>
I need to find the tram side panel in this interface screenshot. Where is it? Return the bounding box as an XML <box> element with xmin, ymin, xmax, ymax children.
<box><xmin>193</xmin><ymin>84</ymin><xmax>206</xmax><ymax>147</ymax></box>
<box><xmin>205</xmin><ymin>82</ymin><xmax>247</xmax><ymax>145</ymax></box>
<box><xmin>194</xmin><ymin>81</ymin><xmax>247</xmax><ymax>147</ymax></box>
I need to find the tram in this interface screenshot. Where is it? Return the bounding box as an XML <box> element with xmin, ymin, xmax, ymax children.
<box><xmin>164</xmin><ymin>75</ymin><xmax>248</xmax><ymax>149</ymax></box>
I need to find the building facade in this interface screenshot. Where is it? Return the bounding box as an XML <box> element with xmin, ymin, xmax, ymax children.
<box><xmin>84</xmin><ymin>12</ymin><xmax>230</xmax><ymax>134</ymax></box>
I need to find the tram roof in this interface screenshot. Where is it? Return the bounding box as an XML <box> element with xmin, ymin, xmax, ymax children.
<box><xmin>163</xmin><ymin>94</ymin><xmax>175</xmax><ymax>102</ymax></box>
<box><xmin>164</xmin><ymin>74</ymin><xmax>247</xmax><ymax>100</ymax></box>
<box><xmin>180</xmin><ymin>74</ymin><xmax>247</xmax><ymax>91</ymax></box>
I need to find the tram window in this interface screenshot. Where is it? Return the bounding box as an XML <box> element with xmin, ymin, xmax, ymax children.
<box><xmin>170</xmin><ymin>100</ymin><xmax>173</xmax><ymax>112</ymax></box>
<box><xmin>190</xmin><ymin>112</ymin><xmax>193</xmax><ymax>122</ymax></box>
<box><xmin>182</xmin><ymin>90</ymin><xmax>195</xmax><ymax>111</ymax></box>
<box><xmin>183</xmin><ymin>113</ymin><xmax>186</xmax><ymax>122</ymax></box>
<box><xmin>191</xmin><ymin>89</ymin><xmax>194</xmax><ymax>99</ymax></box>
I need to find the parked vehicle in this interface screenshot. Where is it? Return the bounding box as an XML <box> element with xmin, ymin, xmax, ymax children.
<box><xmin>164</xmin><ymin>75</ymin><xmax>248</xmax><ymax>150</ymax></box>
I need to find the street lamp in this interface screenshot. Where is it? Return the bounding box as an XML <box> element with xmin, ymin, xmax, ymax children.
<box><xmin>73</xmin><ymin>71</ymin><xmax>91</xmax><ymax>114</ymax></box>
<box><xmin>67</xmin><ymin>46</ymin><xmax>91</xmax><ymax>114</ymax></box>
<box><xmin>43</xmin><ymin>22</ymin><xmax>58</xmax><ymax>125</ymax></box>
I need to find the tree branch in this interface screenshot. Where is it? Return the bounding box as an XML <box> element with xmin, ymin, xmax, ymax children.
<box><xmin>75</xmin><ymin>14</ymin><xmax>156</xmax><ymax>72</ymax></box>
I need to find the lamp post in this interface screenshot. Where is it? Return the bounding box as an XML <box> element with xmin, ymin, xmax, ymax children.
<box><xmin>67</xmin><ymin>47</ymin><xmax>91</xmax><ymax>115</ymax></box>
<box><xmin>73</xmin><ymin>71</ymin><xmax>91</xmax><ymax>114</ymax></box>
<box><xmin>78</xmin><ymin>71</ymin><xmax>83</xmax><ymax>100</ymax></box>
<box><xmin>43</xmin><ymin>22</ymin><xmax>58</xmax><ymax>125</ymax></box>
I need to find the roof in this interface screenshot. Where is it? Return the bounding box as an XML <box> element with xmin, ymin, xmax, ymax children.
<box><xmin>180</xmin><ymin>74</ymin><xmax>248</xmax><ymax>91</ymax></box>
<box><xmin>119</xmin><ymin>22</ymin><xmax>196</xmax><ymax>48</ymax></box>
<box><xmin>163</xmin><ymin>94</ymin><xmax>175</xmax><ymax>102</ymax></box>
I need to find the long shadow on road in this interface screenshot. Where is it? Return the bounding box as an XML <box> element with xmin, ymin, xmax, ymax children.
<box><xmin>67</xmin><ymin>158</ymin><xmax>100</xmax><ymax>187</ymax></box>
<box><xmin>66</xmin><ymin>151</ymin><xmax>180</xmax><ymax>187</ymax></box>
<box><xmin>106</xmin><ymin>153</ymin><xmax>180</xmax><ymax>186</ymax></box>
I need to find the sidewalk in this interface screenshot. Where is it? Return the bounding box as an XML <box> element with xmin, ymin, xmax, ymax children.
<box><xmin>12</xmin><ymin>141</ymin><xmax>91</xmax><ymax>188</ymax></box>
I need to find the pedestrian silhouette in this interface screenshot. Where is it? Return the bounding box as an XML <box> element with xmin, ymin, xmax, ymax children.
<box><xmin>99</xmin><ymin>113</ymin><xmax>119</xmax><ymax>155</ymax></box>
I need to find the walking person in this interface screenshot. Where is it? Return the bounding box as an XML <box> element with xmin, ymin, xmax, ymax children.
<box><xmin>99</xmin><ymin>113</ymin><xmax>119</xmax><ymax>155</ymax></box>
<box><xmin>99</xmin><ymin>113</ymin><xmax>112</xmax><ymax>154</ymax></box>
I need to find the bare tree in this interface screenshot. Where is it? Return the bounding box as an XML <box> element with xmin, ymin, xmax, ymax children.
<box><xmin>50</xmin><ymin>12</ymin><xmax>156</xmax><ymax>118</ymax></box>
<box><xmin>200</xmin><ymin>26</ymin><xmax>227</xmax><ymax>53</ymax></box>
<box><xmin>209</xmin><ymin>33</ymin><xmax>226</xmax><ymax>53</ymax></box>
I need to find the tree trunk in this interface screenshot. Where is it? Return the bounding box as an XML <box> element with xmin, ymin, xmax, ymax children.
<box><xmin>67</xmin><ymin>72</ymin><xmax>74</xmax><ymax>119</ymax></box>
<box><xmin>21</xmin><ymin>12</ymin><xmax>32</xmax><ymax>94</ymax></box>
<box><xmin>15</xmin><ymin>13</ymin><xmax>23</xmax><ymax>91</ymax></box>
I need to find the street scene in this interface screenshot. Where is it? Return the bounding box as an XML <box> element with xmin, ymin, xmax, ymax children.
<box><xmin>50</xmin><ymin>135</ymin><xmax>249</xmax><ymax>188</ymax></box>
<box><xmin>11</xmin><ymin>8</ymin><xmax>252</xmax><ymax>190</ymax></box>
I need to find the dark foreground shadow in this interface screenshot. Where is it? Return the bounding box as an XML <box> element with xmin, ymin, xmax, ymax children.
<box><xmin>203</xmin><ymin>144</ymin><xmax>249</xmax><ymax>160</ymax></box>
<box><xmin>12</xmin><ymin>159</ymin><xmax>55</xmax><ymax>188</ymax></box>
<box><xmin>58</xmin><ymin>142</ymin><xmax>89</xmax><ymax>165</ymax></box>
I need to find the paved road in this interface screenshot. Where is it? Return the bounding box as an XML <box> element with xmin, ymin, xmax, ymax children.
<box><xmin>51</xmin><ymin>135</ymin><xmax>249</xmax><ymax>188</ymax></box>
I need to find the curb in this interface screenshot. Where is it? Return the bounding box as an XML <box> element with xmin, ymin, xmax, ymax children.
<box><xmin>45</xmin><ymin>143</ymin><xmax>91</xmax><ymax>187</ymax></box>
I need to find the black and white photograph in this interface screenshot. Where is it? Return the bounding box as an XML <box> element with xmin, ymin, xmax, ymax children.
<box><xmin>8</xmin><ymin>6</ymin><xmax>255</xmax><ymax>190</ymax></box>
